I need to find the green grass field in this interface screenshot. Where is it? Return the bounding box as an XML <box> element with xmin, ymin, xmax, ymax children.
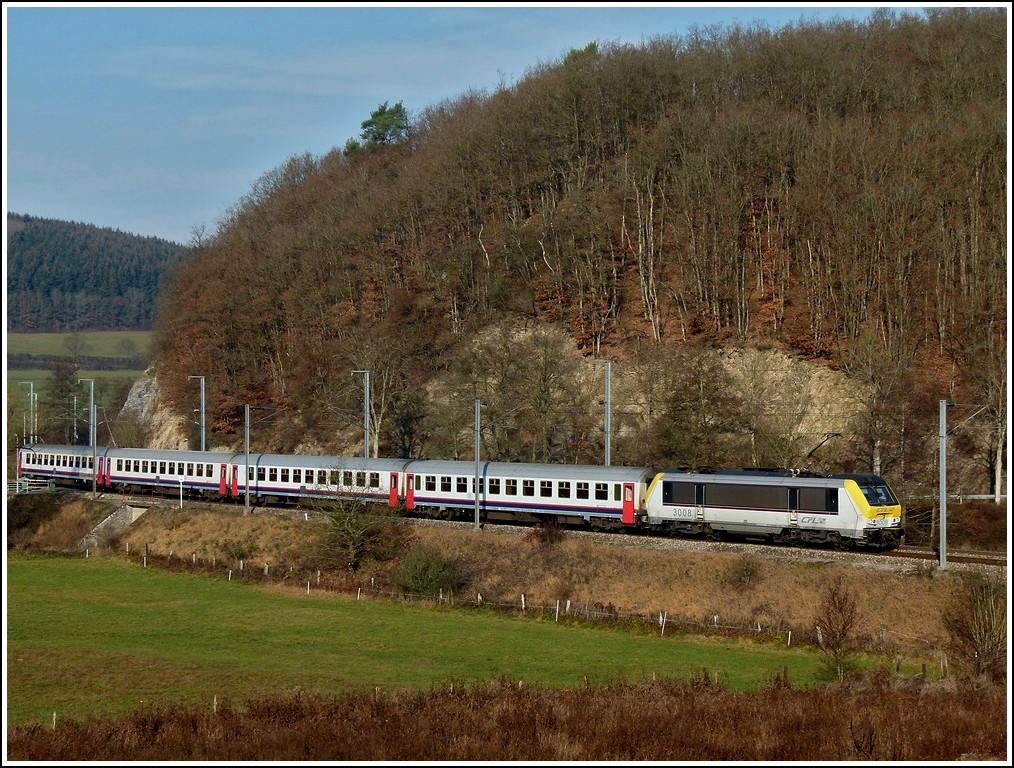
<box><xmin>5</xmin><ymin>552</ymin><xmax>830</xmax><ymax>727</ymax></box>
<box><xmin>6</xmin><ymin>332</ymin><xmax>150</xmax><ymax>445</ymax></box>
<box><xmin>6</xmin><ymin>330</ymin><xmax>152</xmax><ymax>357</ymax></box>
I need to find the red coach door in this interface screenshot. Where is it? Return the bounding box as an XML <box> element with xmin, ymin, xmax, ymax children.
<box><xmin>405</xmin><ymin>474</ymin><xmax>415</xmax><ymax>510</ymax></box>
<box><xmin>96</xmin><ymin>457</ymin><xmax>105</xmax><ymax>488</ymax></box>
<box><xmin>389</xmin><ymin>473</ymin><xmax>399</xmax><ymax>508</ymax></box>
<box><xmin>231</xmin><ymin>464</ymin><xmax>240</xmax><ymax>497</ymax></box>
<box><xmin>219</xmin><ymin>464</ymin><xmax>228</xmax><ymax>496</ymax></box>
<box><xmin>622</xmin><ymin>482</ymin><xmax>635</xmax><ymax>525</ymax></box>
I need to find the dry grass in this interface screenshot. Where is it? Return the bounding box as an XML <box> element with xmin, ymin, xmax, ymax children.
<box><xmin>115</xmin><ymin>503</ymin><xmax>968</xmax><ymax>653</ymax></box>
<box><xmin>6</xmin><ymin>676</ymin><xmax>1006</xmax><ymax>761</ymax></box>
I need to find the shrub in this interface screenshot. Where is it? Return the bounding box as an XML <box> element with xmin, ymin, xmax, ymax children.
<box><xmin>943</xmin><ymin>571</ymin><xmax>1007</xmax><ymax>680</ymax></box>
<box><xmin>395</xmin><ymin>545</ymin><xmax>466</xmax><ymax>597</ymax></box>
<box><xmin>813</xmin><ymin>573</ymin><xmax>862</xmax><ymax>682</ymax></box>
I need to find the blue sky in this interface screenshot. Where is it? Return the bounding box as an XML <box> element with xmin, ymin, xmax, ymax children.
<box><xmin>4</xmin><ymin>3</ymin><xmax>946</xmax><ymax>246</ymax></box>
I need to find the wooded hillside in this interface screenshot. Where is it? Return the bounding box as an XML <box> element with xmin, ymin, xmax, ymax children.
<box><xmin>152</xmin><ymin>9</ymin><xmax>1006</xmax><ymax>500</ymax></box>
<box><xmin>6</xmin><ymin>213</ymin><xmax>189</xmax><ymax>332</ymax></box>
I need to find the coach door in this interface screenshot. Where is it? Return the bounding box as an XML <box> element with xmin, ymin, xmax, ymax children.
<box><xmin>389</xmin><ymin>473</ymin><xmax>399</xmax><ymax>508</ymax></box>
<box><xmin>231</xmin><ymin>464</ymin><xmax>240</xmax><ymax>497</ymax></box>
<box><xmin>96</xmin><ymin>456</ymin><xmax>105</xmax><ymax>488</ymax></box>
<box><xmin>219</xmin><ymin>464</ymin><xmax>228</xmax><ymax>496</ymax></box>
<box><xmin>405</xmin><ymin>473</ymin><xmax>415</xmax><ymax>510</ymax></box>
<box><xmin>622</xmin><ymin>482</ymin><xmax>635</xmax><ymax>524</ymax></box>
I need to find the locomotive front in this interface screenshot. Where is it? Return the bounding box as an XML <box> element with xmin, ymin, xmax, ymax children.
<box><xmin>841</xmin><ymin>474</ymin><xmax>904</xmax><ymax>551</ymax></box>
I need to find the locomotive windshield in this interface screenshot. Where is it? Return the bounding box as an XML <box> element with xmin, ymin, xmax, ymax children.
<box><xmin>858</xmin><ymin>482</ymin><xmax>898</xmax><ymax>506</ymax></box>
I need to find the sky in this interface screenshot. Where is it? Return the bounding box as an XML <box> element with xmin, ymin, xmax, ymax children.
<box><xmin>3</xmin><ymin>3</ymin><xmax>956</xmax><ymax>246</ymax></box>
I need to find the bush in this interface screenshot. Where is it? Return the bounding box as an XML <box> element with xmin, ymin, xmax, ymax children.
<box><xmin>943</xmin><ymin>571</ymin><xmax>1007</xmax><ymax>680</ymax></box>
<box><xmin>813</xmin><ymin>573</ymin><xmax>862</xmax><ymax>682</ymax></box>
<box><xmin>395</xmin><ymin>545</ymin><xmax>466</xmax><ymax>597</ymax></box>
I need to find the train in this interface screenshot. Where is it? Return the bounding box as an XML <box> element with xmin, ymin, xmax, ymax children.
<box><xmin>16</xmin><ymin>443</ymin><xmax>905</xmax><ymax>552</ymax></box>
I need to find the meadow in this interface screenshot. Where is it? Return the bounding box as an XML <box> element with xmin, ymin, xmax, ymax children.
<box><xmin>5</xmin><ymin>550</ymin><xmax>1007</xmax><ymax>761</ymax></box>
<box><xmin>5</xmin><ymin>494</ymin><xmax>1008</xmax><ymax>761</ymax></box>
<box><xmin>6</xmin><ymin>551</ymin><xmax>829</xmax><ymax>727</ymax></box>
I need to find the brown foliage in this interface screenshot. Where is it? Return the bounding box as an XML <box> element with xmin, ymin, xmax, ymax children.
<box><xmin>7</xmin><ymin>677</ymin><xmax>1007</xmax><ymax>761</ymax></box>
<box><xmin>149</xmin><ymin>10</ymin><xmax>1006</xmax><ymax>508</ymax></box>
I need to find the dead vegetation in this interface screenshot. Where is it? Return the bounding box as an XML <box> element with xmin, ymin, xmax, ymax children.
<box><xmin>6</xmin><ymin>676</ymin><xmax>1006</xmax><ymax>761</ymax></box>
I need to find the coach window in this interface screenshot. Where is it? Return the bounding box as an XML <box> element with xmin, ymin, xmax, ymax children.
<box><xmin>195</xmin><ymin>463</ymin><xmax>203</xmax><ymax>477</ymax></box>
<box><xmin>257</xmin><ymin>467</ymin><xmax>266</xmax><ymax>482</ymax></box>
<box><xmin>441</xmin><ymin>476</ymin><xmax>452</xmax><ymax>492</ymax></box>
<box><xmin>133</xmin><ymin>460</ymin><xmax>140</xmax><ymax>473</ymax></box>
<box><xmin>317</xmin><ymin>469</ymin><xmax>327</xmax><ymax>485</ymax></box>
<box><xmin>116</xmin><ymin>459</ymin><xmax>124</xmax><ymax>471</ymax></box>
<box><xmin>369</xmin><ymin>472</ymin><xmax>379</xmax><ymax>488</ymax></box>
<box><xmin>540</xmin><ymin>480</ymin><xmax>553</xmax><ymax>497</ymax></box>
<box><xmin>187</xmin><ymin>463</ymin><xmax>194</xmax><ymax>476</ymax></box>
<box><xmin>269</xmin><ymin>467</ymin><xmax>278</xmax><ymax>483</ymax></box>
<box><xmin>343</xmin><ymin>471</ymin><xmax>353</xmax><ymax>487</ymax></box>
<box><xmin>160</xmin><ymin>461</ymin><xmax>167</xmax><ymax>474</ymax></box>
<box><xmin>457</xmin><ymin>477</ymin><xmax>468</xmax><ymax>493</ymax></box>
<box><xmin>280</xmin><ymin>468</ymin><xmax>289</xmax><ymax>483</ymax></box>
<box><xmin>558</xmin><ymin>481</ymin><xmax>571</xmax><ymax>498</ymax></box>
<box><xmin>292</xmin><ymin>469</ymin><xmax>301</xmax><ymax>484</ymax></box>
<box><xmin>595</xmin><ymin>483</ymin><xmax>608</xmax><ymax>501</ymax></box>
<box><xmin>576</xmin><ymin>482</ymin><xmax>589</xmax><ymax>499</ymax></box>
<box><xmin>505</xmin><ymin>478</ymin><xmax>517</xmax><ymax>496</ymax></box>
<box><xmin>425</xmin><ymin>475</ymin><xmax>436</xmax><ymax>492</ymax></box>
<box><xmin>613</xmin><ymin>484</ymin><xmax>621</xmax><ymax>501</ymax></box>
<box><xmin>141</xmin><ymin>460</ymin><xmax>147</xmax><ymax>473</ymax></box>
<box><xmin>330</xmin><ymin>470</ymin><xmax>340</xmax><ymax>486</ymax></box>
<box><xmin>356</xmin><ymin>471</ymin><xmax>366</xmax><ymax>487</ymax></box>
<box><xmin>169</xmin><ymin>462</ymin><xmax>176</xmax><ymax>475</ymax></box>
<box><xmin>488</xmin><ymin>478</ymin><xmax>500</xmax><ymax>495</ymax></box>
<box><xmin>523</xmin><ymin>479</ymin><xmax>535</xmax><ymax>497</ymax></box>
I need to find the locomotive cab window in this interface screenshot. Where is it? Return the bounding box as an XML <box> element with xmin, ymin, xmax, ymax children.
<box><xmin>859</xmin><ymin>483</ymin><xmax>896</xmax><ymax>506</ymax></box>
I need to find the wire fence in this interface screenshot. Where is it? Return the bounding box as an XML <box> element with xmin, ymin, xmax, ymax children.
<box><xmin>94</xmin><ymin>542</ymin><xmax>938</xmax><ymax>656</ymax></box>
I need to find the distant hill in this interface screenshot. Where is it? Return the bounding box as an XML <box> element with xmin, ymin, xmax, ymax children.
<box><xmin>6</xmin><ymin>213</ymin><xmax>190</xmax><ymax>332</ymax></box>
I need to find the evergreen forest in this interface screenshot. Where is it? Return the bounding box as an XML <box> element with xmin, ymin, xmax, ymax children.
<box><xmin>146</xmin><ymin>9</ymin><xmax>1006</xmax><ymax>503</ymax></box>
<box><xmin>6</xmin><ymin>213</ymin><xmax>190</xmax><ymax>332</ymax></box>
